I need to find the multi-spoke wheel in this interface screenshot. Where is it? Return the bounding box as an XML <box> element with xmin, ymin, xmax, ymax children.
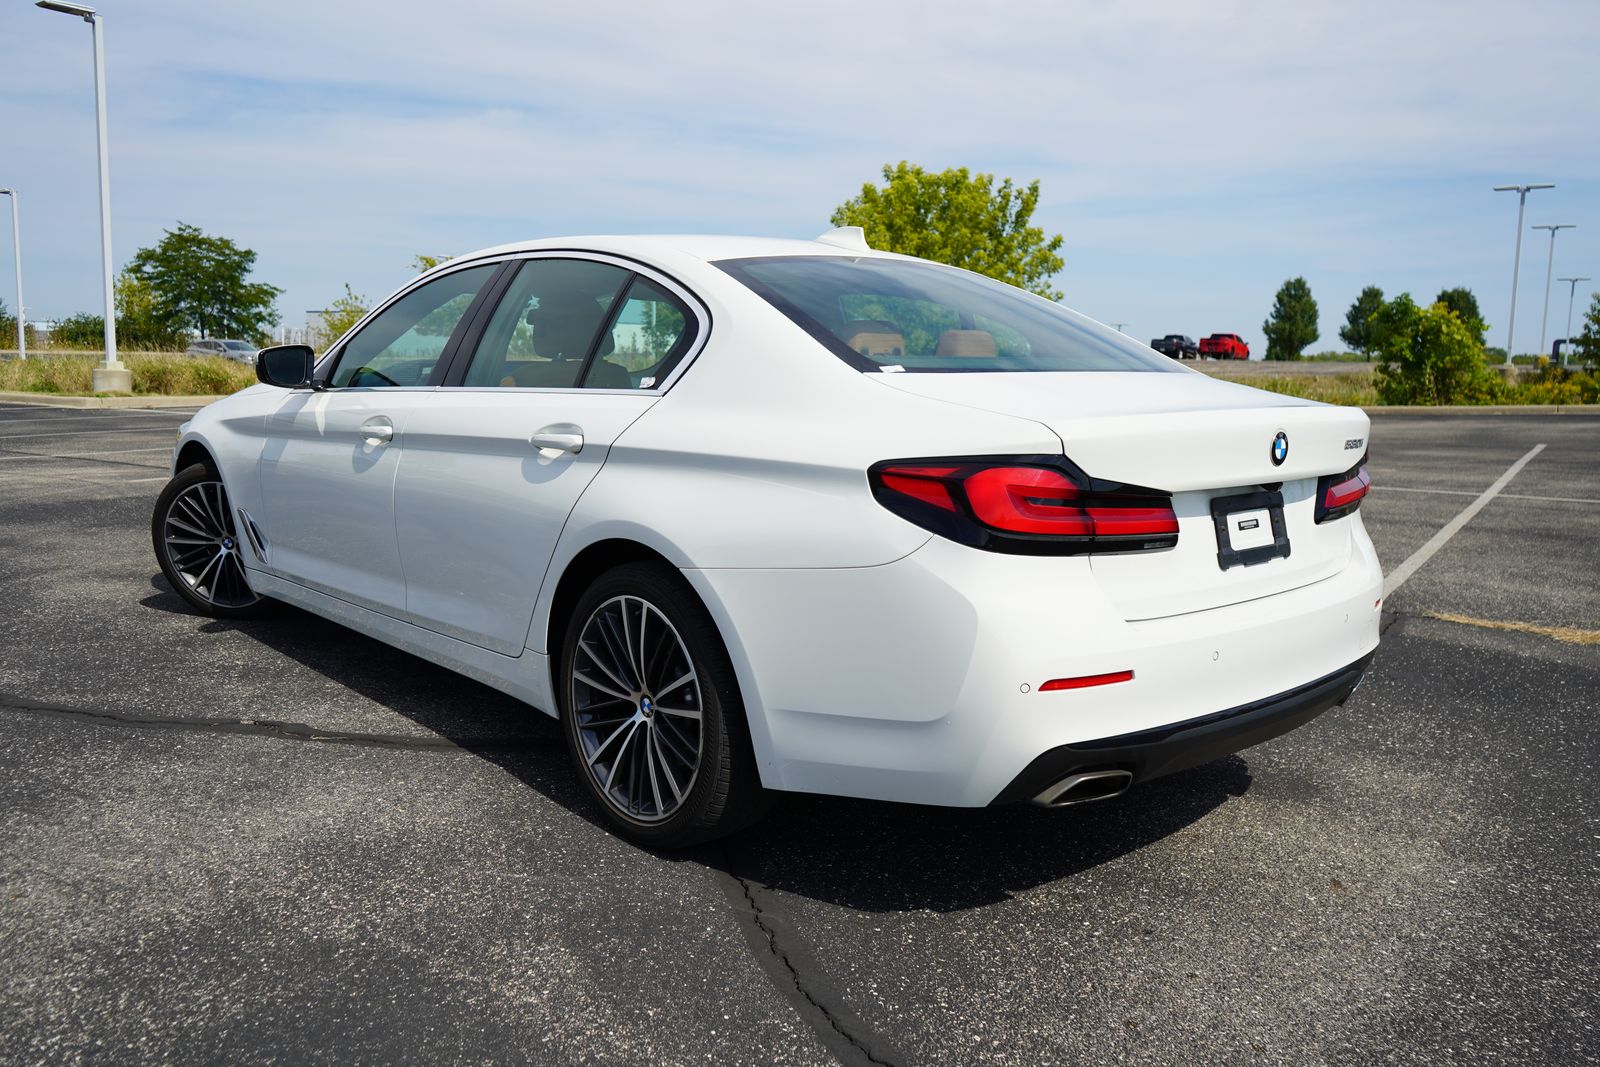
<box><xmin>561</xmin><ymin>562</ymin><xmax>768</xmax><ymax>846</ymax></box>
<box><xmin>151</xmin><ymin>463</ymin><xmax>269</xmax><ymax>618</ymax></box>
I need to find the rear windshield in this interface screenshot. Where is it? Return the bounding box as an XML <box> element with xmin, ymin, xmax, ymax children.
<box><xmin>715</xmin><ymin>256</ymin><xmax>1179</xmax><ymax>374</ymax></box>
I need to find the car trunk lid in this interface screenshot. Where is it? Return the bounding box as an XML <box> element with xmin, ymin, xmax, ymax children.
<box><xmin>873</xmin><ymin>370</ymin><xmax>1370</xmax><ymax>620</ymax></box>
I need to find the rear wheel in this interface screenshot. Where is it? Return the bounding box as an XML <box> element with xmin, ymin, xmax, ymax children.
<box><xmin>151</xmin><ymin>463</ymin><xmax>270</xmax><ymax>618</ymax></box>
<box><xmin>560</xmin><ymin>561</ymin><xmax>769</xmax><ymax>847</ymax></box>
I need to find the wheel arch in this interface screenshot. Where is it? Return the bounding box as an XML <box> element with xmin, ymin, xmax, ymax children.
<box><xmin>174</xmin><ymin>439</ymin><xmax>220</xmax><ymax>478</ymax></box>
<box><xmin>537</xmin><ymin>535</ymin><xmax>778</xmax><ymax>789</ymax></box>
<box><xmin>544</xmin><ymin>538</ymin><xmax>678</xmax><ymax>677</ymax></box>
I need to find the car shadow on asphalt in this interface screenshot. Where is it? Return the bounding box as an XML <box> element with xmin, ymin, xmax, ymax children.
<box><xmin>143</xmin><ymin>573</ymin><xmax>1253</xmax><ymax>914</ymax></box>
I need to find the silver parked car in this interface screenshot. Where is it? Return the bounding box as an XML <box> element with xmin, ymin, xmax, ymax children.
<box><xmin>185</xmin><ymin>339</ymin><xmax>258</xmax><ymax>363</ymax></box>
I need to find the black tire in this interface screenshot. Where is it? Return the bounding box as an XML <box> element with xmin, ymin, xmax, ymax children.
<box><xmin>559</xmin><ymin>561</ymin><xmax>770</xmax><ymax>848</ymax></box>
<box><xmin>151</xmin><ymin>463</ymin><xmax>272</xmax><ymax>619</ymax></box>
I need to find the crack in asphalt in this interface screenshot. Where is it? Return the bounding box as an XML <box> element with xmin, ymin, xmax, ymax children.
<box><xmin>0</xmin><ymin>693</ymin><xmax>554</xmax><ymax>751</ymax></box>
<box><xmin>713</xmin><ymin>858</ymin><xmax>902</xmax><ymax>1067</ymax></box>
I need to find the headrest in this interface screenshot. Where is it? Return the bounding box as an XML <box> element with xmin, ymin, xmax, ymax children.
<box><xmin>934</xmin><ymin>329</ymin><xmax>998</xmax><ymax>357</ymax></box>
<box><xmin>843</xmin><ymin>319</ymin><xmax>905</xmax><ymax>359</ymax></box>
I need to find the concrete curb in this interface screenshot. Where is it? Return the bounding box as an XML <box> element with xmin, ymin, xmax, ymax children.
<box><xmin>0</xmin><ymin>391</ymin><xmax>217</xmax><ymax>410</ymax></box>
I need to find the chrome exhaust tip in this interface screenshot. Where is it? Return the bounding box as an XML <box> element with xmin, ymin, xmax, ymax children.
<box><xmin>1031</xmin><ymin>769</ymin><xmax>1134</xmax><ymax>808</ymax></box>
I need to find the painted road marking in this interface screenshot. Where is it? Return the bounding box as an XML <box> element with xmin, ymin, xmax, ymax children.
<box><xmin>1375</xmin><ymin>485</ymin><xmax>1599</xmax><ymax>506</ymax></box>
<box><xmin>1383</xmin><ymin>445</ymin><xmax>1545</xmax><ymax>598</ymax></box>
<box><xmin>0</xmin><ymin>427</ymin><xmax>178</xmax><ymax>440</ymax></box>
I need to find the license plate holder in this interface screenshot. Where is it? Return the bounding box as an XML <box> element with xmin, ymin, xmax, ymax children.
<box><xmin>1211</xmin><ymin>489</ymin><xmax>1290</xmax><ymax>571</ymax></box>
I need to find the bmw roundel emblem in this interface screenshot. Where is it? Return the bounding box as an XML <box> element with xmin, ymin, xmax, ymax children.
<box><xmin>1270</xmin><ymin>431</ymin><xmax>1289</xmax><ymax>466</ymax></box>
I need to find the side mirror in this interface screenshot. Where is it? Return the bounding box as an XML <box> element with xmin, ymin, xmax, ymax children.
<box><xmin>256</xmin><ymin>344</ymin><xmax>316</xmax><ymax>389</ymax></box>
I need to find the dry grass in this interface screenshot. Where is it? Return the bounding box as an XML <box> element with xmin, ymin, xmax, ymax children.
<box><xmin>0</xmin><ymin>353</ymin><xmax>256</xmax><ymax>396</ymax></box>
<box><xmin>1209</xmin><ymin>371</ymin><xmax>1380</xmax><ymax>407</ymax></box>
<box><xmin>1427</xmin><ymin>611</ymin><xmax>1600</xmax><ymax>646</ymax></box>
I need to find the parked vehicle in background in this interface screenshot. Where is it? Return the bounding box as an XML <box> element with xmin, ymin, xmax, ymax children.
<box><xmin>1150</xmin><ymin>335</ymin><xmax>1198</xmax><ymax>359</ymax></box>
<box><xmin>1200</xmin><ymin>333</ymin><xmax>1250</xmax><ymax>359</ymax></box>
<box><xmin>186</xmin><ymin>339</ymin><xmax>259</xmax><ymax>363</ymax></box>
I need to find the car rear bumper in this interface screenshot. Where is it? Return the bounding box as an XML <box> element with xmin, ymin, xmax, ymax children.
<box><xmin>989</xmin><ymin>651</ymin><xmax>1373</xmax><ymax>805</ymax></box>
<box><xmin>684</xmin><ymin>516</ymin><xmax>1383</xmax><ymax>807</ymax></box>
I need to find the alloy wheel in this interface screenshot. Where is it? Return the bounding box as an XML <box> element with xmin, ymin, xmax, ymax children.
<box><xmin>159</xmin><ymin>480</ymin><xmax>260</xmax><ymax>610</ymax></box>
<box><xmin>569</xmin><ymin>595</ymin><xmax>704</xmax><ymax>823</ymax></box>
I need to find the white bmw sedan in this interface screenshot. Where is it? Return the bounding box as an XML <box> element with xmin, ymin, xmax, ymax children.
<box><xmin>152</xmin><ymin>230</ymin><xmax>1381</xmax><ymax>846</ymax></box>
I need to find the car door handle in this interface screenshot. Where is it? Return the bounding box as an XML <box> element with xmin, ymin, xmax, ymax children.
<box><xmin>531</xmin><ymin>425</ymin><xmax>584</xmax><ymax>454</ymax></box>
<box><xmin>360</xmin><ymin>416</ymin><xmax>394</xmax><ymax>446</ymax></box>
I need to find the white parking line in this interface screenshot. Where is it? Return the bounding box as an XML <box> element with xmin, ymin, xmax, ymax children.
<box><xmin>0</xmin><ymin>446</ymin><xmax>173</xmax><ymax>462</ymax></box>
<box><xmin>1375</xmin><ymin>485</ymin><xmax>1599</xmax><ymax>505</ymax></box>
<box><xmin>1383</xmin><ymin>445</ymin><xmax>1546</xmax><ymax>598</ymax></box>
<box><xmin>0</xmin><ymin>412</ymin><xmax>189</xmax><ymax>428</ymax></box>
<box><xmin>0</xmin><ymin>427</ymin><xmax>175</xmax><ymax>440</ymax></box>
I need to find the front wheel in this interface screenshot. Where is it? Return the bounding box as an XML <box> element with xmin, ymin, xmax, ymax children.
<box><xmin>560</xmin><ymin>561</ymin><xmax>769</xmax><ymax>847</ymax></box>
<box><xmin>151</xmin><ymin>463</ymin><xmax>270</xmax><ymax>618</ymax></box>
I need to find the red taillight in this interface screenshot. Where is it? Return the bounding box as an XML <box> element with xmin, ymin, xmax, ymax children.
<box><xmin>1040</xmin><ymin>670</ymin><xmax>1134</xmax><ymax>691</ymax></box>
<box><xmin>964</xmin><ymin>466</ymin><xmax>1094</xmax><ymax>535</ymax></box>
<box><xmin>870</xmin><ymin>459</ymin><xmax>1178</xmax><ymax>554</ymax></box>
<box><xmin>1315</xmin><ymin>456</ymin><xmax>1370</xmax><ymax>523</ymax></box>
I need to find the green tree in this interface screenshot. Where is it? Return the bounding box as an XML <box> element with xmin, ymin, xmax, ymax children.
<box><xmin>51</xmin><ymin>312</ymin><xmax>107</xmax><ymax>349</ymax></box>
<box><xmin>313</xmin><ymin>284</ymin><xmax>370</xmax><ymax>352</ymax></box>
<box><xmin>1574</xmin><ymin>292</ymin><xmax>1600</xmax><ymax>363</ymax></box>
<box><xmin>1338</xmin><ymin>285</ymin><xmax>1385</xmax><ymax>360</ymax></box>
<box><xmin>114</xmin><ymin>269</ymin><xmax>185</xmax><ymax>350</ymax></box>
<box><xmin>1262</xmin><ymin>276</ymin><xmax>1320</xmax><ymax>360</ymax></box>
<box><xmin>830</xmin><ymin>162</ymin><xmax>1065</xmax><ymax>298</ymax></box>
<box><xmin>1434</xmin><ymin>286</ymin><xmax>1486</xmax><ymax>344</ymax></box>
<box><xmin>1371</xmin><ymin>294</ymin><xmax>1506</xmax><ymax>404</ymax></box>
<box><xmin>125</xmin><ymin>222</ymin><xmax>282</xmax><ymax>341</ymax></box>
<box><xmin>412</xmin><ymin>254</ymin><xmax>453</xmax><ymax>273</ymax></box>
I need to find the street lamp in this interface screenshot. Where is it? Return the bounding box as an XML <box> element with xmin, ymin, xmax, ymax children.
<box><xmin>1493</xmin><ymin>183</ymin><xmax>1554</xmax><ymax>367</ymax></box>
<box><xmin>0</xmin><ymin>189</ymin><xmax>23</xmax><ymax>361</ymax></box>
<box><xmin>1557</xmin><ymin>276</ymin><xmax>1590</xmax><ymax>361</ymax></box>
<box><xmin>1532</xmin><ymin>224</ymin><xmax>1575</xmax><ymax>356</ymax></box>
<box><xmin>37</xmin><ymin>0</ymin><xmax>127</xmax><ymax>391</ymax></box>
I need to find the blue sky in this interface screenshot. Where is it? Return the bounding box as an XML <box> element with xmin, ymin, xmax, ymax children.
<box><xmin>2</xmin><ymin>0</ymin><xmax>1597</xmax><ymax>354</ymax></box>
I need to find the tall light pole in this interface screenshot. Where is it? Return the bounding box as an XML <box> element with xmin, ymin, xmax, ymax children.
<box><xmin>0</xmin><ymin>187</ymin><xmax>23</xmax><ymax>358</ymax></box>
<box><xmin>1532</xmin><ymin>224</ymin><xmax>1575</xmax><ymax>357</ymax></box>
<box><xmin>37</xmin><ymin>1</ymin><xmax>127</xmax><ymax>392</ymax></box>
<box><xmin>1493</xmin><ymin>183</ymin><xmax>1554</xmax><ymax>367</ymax></box>
<box><xmin>1558</xmin><ymin>276</ymin><xmax>1590</xmax><ymax>362</ymax></box>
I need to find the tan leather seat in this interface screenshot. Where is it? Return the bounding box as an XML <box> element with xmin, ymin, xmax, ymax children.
<box><xmin>934</xmin><ymin>329</ymin><xmax>998</xmax><ymax>358</ymax></box>
<box><xmin>843</xmin><ymin>319</ymin><xmax>905</xmax><ymax>359</ymax></box>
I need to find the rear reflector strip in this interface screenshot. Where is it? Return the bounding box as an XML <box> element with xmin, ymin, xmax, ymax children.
<box><xmin>1040</xmin><ymin>670</ymin><xmax>1134</xmax><ymax>692</ymax></box>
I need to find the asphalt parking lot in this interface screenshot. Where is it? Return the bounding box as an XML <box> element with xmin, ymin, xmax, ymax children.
<box><xmin>1</xmin><ymin>402</ymin><xmax>1597</xmax><ymax>1065</ymax></box>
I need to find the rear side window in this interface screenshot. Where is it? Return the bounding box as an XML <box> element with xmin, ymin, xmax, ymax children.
<box><xmin>716</xmin><ymin>256</ymin><xmax>1178</xmax><ymax>374</ymax></box>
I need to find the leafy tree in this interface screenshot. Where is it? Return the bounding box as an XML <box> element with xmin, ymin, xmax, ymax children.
<box><xmin>1574</xmin><ymin>292</ymin><xmax>1600</xmax><ymax>364</ymax></box>
<box><xmin>1262</xmin><ymin>276</ymin><xmax>1319</xmax><ymax>360</ymax></box>
<box><xmin>1371</xmin><ymin>294</ymin><xmax>1506</xmax><ymax>404</ymax></box>
<box><xmin>313</xmin><ymin>284</ymin><xmax>370</xmax><ymax>352</ymax></box>
<box><xmin>125</xmin><ymin>222</ymin><xmax>282</xmax><ymax>341</ymax></box>
<box><xmin>114</xmin><ymin>269</ymin><xmax>185</xmax><ymax>350</ymax></box>
<box><xmin>1338</xmin><ymin>285</ymin><xmax>1385</xmax><ymax>360</ymax></box>
<box><xmin>412</xmin><ymin>254</ymin><xmax>453</xmax><ymax>273</ymax></box>
<box><xmin>51</xmin><ymin>312</ymin><xmax>107</xmax><ymax>349</ymax></box>
<box><xmin>1434</xmin><ymin>286</ymin><xmax>1486</xmax><ymax>344</ymax></box>
<box><xmin>830</xmin><ymin>162</ymin><xmax>1065</xmax><ymax>298</ymax></box>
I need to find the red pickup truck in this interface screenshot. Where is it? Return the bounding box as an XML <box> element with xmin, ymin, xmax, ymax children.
<box><xmin>1199</xmin><ymin>333</ymin><xmax>1250</xmax><ymax>359</ymax></box>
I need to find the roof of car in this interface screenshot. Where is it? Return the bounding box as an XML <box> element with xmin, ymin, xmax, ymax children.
<box><xmin>448</xmin><ymin>234</ymin><xmax>899</xmax><ymax>268</ymax></box>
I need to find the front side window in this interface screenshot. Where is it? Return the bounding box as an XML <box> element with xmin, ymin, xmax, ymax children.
<box><xmin>716</xmin><ymin>256</ymin><xmax>1180</xmax><ymax>374</ymax></box>
<box><xmin>329</xmin><ymin>264</ymin><xmax>497</xmax><ymax>388</ymax></box>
